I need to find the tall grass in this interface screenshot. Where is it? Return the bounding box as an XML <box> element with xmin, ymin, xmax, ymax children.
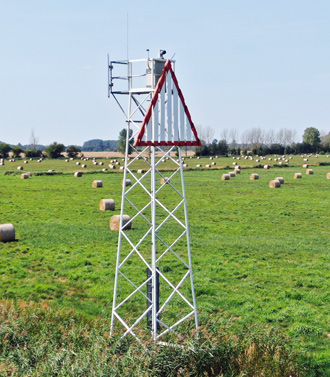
<box><xmin>0</xmin><ymin>300</ymin><xmax>314</xmax><ymax>376</ymax></box>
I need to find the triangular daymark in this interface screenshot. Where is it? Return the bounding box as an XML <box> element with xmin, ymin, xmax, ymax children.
<box><xmin>134</xmin><ymin>59</ymin><xmax>201</xmax><ymax>147</ymax></box>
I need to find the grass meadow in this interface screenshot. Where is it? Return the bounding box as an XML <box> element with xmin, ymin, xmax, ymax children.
<box><xmin>1</xmin><ymin>154</ymin><xmax>330</xmax><ymax>375</ymax></box>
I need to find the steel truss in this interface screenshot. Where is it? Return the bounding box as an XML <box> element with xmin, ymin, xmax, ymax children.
<box><xmin>109</xmin><ymin>57</ymin><xmax>198</xmax><ymax>342</ymax></box>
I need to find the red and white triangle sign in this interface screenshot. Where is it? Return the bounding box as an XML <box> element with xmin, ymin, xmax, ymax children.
<box><xmin>134</xmin><ymin>59</ymin><xmax>201</xmax><ymax>147</ymax></box>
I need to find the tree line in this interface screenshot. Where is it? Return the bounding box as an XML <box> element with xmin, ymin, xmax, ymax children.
<box><xmin>196</xmin><ymin>126</ymin><xmax>329</xmax><ymax>156</ymax></box>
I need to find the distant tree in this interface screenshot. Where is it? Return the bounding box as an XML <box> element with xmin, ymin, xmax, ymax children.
<box><xmin>303</xmin><ymin>127</ymin><xmax>321</xmax><ymax>151</ymax></box>
<box><xmin>118</xmin><ymin>128</ymin><xmax>133</xmax><ymax>155</ymax></box>
<box><xmin>45</xmin><ymin>142</ymin><xmax>65</xmax><ymax>159</ymax></box>
<box><xmin>66</xmin><ymin>145</ymin><xmax>81</xmax><ymax>158</ymax></box>
<box><xmin>29</xmin><ymin>129</ymin><xmax>39</xmax><ymax>152</ymax></box>
<box><xmin>11</xmin><ymin>146</ymin><xmax>25</xmax><ymax>158</ymax></box>
<box><xmin>0</xmin><ymin>143</ymin><xmax>11</xmax><ymax>158</ymax></box>
<box><xmin>25</xmin><ymin>149</ymin><xmax>42</xmax><ymax>158</ymax></box>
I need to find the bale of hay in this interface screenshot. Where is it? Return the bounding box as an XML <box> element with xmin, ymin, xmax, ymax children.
<box><xmin>229</xmin><ymin>171</ymin><xmax>236</xmax><ymax>177</ymax></box>
<box><xmin>306</xmin><ymin>169</ymin><xmax>313</xmax><ymax>175</ymax></box>
<box><xmin>110</xmin><ymin>215</ymin><xmax>132</xmax><ymax>231</ymax></box>
<box><xmin>235</xmin><ymin>169</ymin><xmax>241</xmax><ymax>174</ymax></box>
<box><xmin>26</xmin><ymin>172</ymin><xmax>33</xmax><ymax>177</ymax></box>
<box><xmin>20</xmin><ymin>173</ymin><xmax>29</xmax><ymax>179</ymax></box>
<box><xmin>74</xmin><ymin>171</ymin><xmax>83</xmax><ymax>177</ymax></box>
<box><xmin>275</xmin><ymin>177</ymin><xmax>285</xmax><ymax>184</ymax></box>
<box><xmin>303</xmin><ymin>164</ymin><xmax>309</xmax><ymax>168</ymax></box>
<box><xmin>161</xmin><ymin>177</ymin><xmax>170</xmax><ymax>184</ymax></box>
<box><xmin>250</xmin><ymin>174</ymin><xmax>259</xmax><ymax>180</ymax></box>
<box><xmin>294</xmin><ymin>173</ymin><xmax>302</xmax><ymax>179</ymax></box>
<box><xmin>221</xmin><ymin>174</ymin><xmax>230</xmax><ymax>180</ymax></box>
<box><xmin>92</xmin><ymin>180</ymin><xmax>103</xmax><ymax>188</ymax></box>
<box><xmin>123</xmin><ymin>179</ymin><xmax>132</xmax><ymax>187</ymax></box>
<box><xmin>269</xmin><ymin>180</ymin><xmax>281</xmax><ymax>188</ymax></box>
<box><xmin>100</xmin><ymin>199</ymin><xmax>115</xmax><ymax>211</ymax></box>
<box><xmin>234</xmin><ymin>165</ymin><xmax>241</xmax><ymax>170</ymax></box>
<box><xmin>263</xmin><ymin>165</ymin><xmax>270</xmax><ymax>169</ymax></box>
<box><xmin>0</xmin><ymin>224</ymin><xmax>15</xmax><ymax>242</ymax></box>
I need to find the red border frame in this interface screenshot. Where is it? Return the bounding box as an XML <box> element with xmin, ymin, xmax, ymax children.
<box><xmin>134</xmin><ymin>60</ymin><xmax>201</xmax><ymax>147</ymax></box>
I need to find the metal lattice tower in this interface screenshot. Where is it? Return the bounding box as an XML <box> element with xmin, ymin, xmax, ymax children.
<box><xmin>108</xmin><ymin>53</ymin><xmax>201</xmax><ymax>343</ymax></box>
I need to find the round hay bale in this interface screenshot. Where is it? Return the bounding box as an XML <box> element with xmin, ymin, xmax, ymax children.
<box><xmin>234</xmin><ymin>165</ymin><xmax>241</xmax><ymax>170</ymax></box>
<box><xmin>306</xmin><ymin>169</ymin><xmax>313</xmax><ymax>175</ymax></box>
<box><xmin>250</xmin><ymin>174</ymin><xmax>259</xmax><ymax>180</ymax></box>
<box><xmin>235</xmin><ymin>169</ymin><xmax>241</xmax><ymax>174</ymax></box>
<box><xmin>294</xmin><ymin>173</ymin><xmax>302</xmax><ymax>179</ymax></box>
<box><xmin>161</xmin><ymin>177</ymin><xmax>170</xmax><ymax>184</ymax></box>
<box><xmin>275</xmin><ymin>177</ymin><xmax>285</xmax><ymax>184</ymax></box>
<box><xmin>221</xmin><ymin>174</ymin><xmax>230</xmax><ymax>180</ymax></box>
<box><xmin>269</xmin><ymin>180</ymin><xmax>281</xmax><ymax>188</ymax></box>
<box><xmin>110</xmin><ymin>215</ymin><xmax>132</xmax><ymax>231</ymax></box>
<box><xmin>263</xmin><ymin>165</ymin><xmax>270</xmax><ymax>170</ymax></box>
<box><xmin>26</xmin><ymin>172</ymin><xmax>33</xmax><ymax>177</ymax></box>
<box><xmin>229</xmin><ymin>171</ymin><xmax>236</xmax><ymax>177</ymax></box>
<box><xmin>123</xmin><ymin>179</ymin><xmax>132</xmax><ymax>187</ymax></box>
<box><xmin>20</xmin><ymin>173</ymin><xmax>29</xmax><ymax>179</ymax></box>
<box><xmin>0</xmin><ymin>224</ymin><xmax>15</xmax><ymax>242</ymax></box>
<box><xmin>303</xmin><ymin>164</ymin><xmax>309</xmax><ymax>168</ymax></box>
<box><xmin>74</xmin><ymin>171</ymin><xmax>83</xmax><ymax>177</ymax></box>
<box><xmin>100</xmin><ymin>199</ymin><xmax>115</xmax><ymax>211</ymax></box>
<box><xmin>92</xmin><ymin>180</ymin><xmax>103</xmax><ymax>188</ymax></box>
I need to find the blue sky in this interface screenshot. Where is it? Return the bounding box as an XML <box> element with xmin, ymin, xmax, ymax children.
<box><xmin>1</xmin><ymin>0</ymin><xmax>330</xmax><ymax>146</ymax></box>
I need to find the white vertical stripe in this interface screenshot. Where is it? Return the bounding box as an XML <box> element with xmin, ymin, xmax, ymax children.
<box><xmin>160</xmin><ymin>86</ymin><xmax>165</xmax><ymax>143</ymax></box>
<box><xmin>147</xmin><ymin>118</ymin><xmax>152</xmax><ymax>142</ymax></box>
<box><xmin>153</xmin><ymin>100</ymin><xmax>159</xmax><ymax>143</ymax></box>
<box><xmin>166</xmin><ymin>73</ymin><xmax>172</xmax><ymax>143</ymax></box>
<box><xmin>185</xmin><ymin>113</ymin><xmax>191</xmax><ymax>142</ymax></box>
<box><xmin>180</xmin><ymin>100</ymin><xmax>186</xmax><ymax>141</ymax></box>
<box><xmin>173</xmin><ymin>84</ymin><xmax>179</xmax><ymax>142</ymax></box>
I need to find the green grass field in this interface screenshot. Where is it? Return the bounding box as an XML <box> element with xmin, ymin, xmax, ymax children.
<box><xmin>1</xmin><ymin>154</ymin><xmax>330</xmax><ymax>374</ymax></box>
